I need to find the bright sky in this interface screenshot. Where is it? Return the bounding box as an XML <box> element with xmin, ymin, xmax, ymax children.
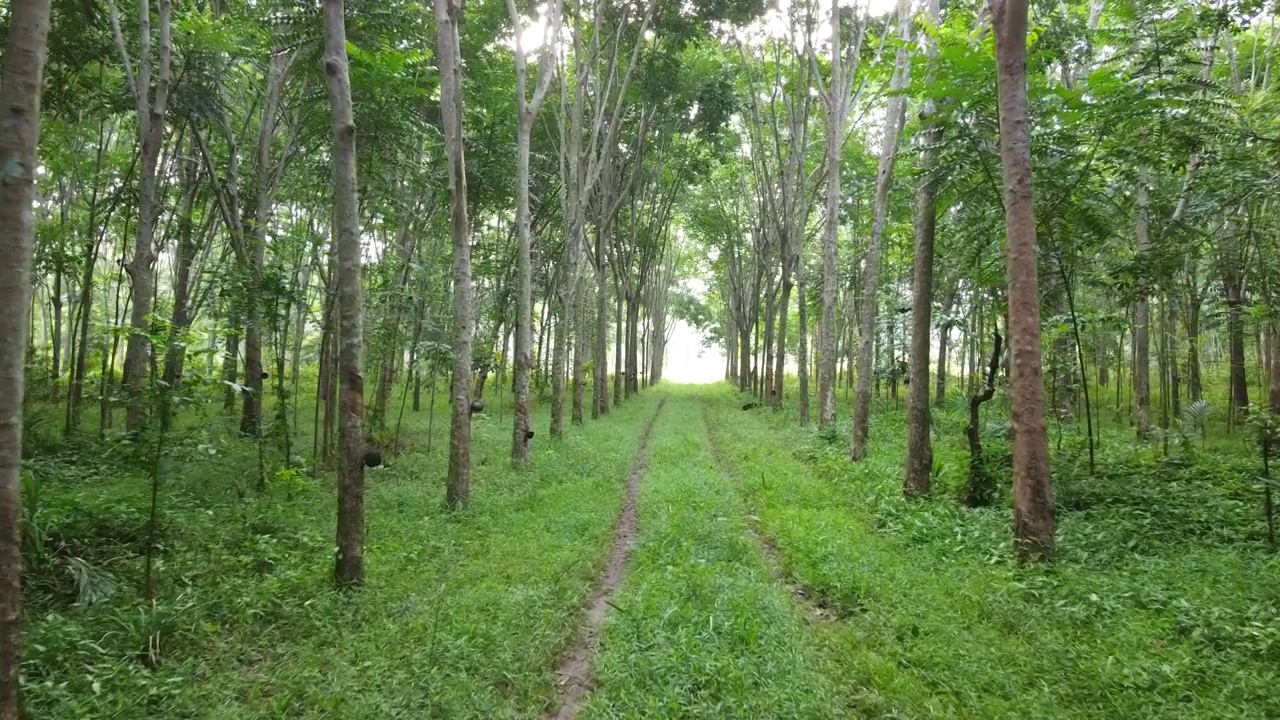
<box><xmin>510</xmin><ymin>0</ymin><xmax>904</xmax><ymax>55</ymax></box>
<box><xmin>663</xmin><ymin>318</ymin><xmax>727</xmax><ymax>384</ymax></box>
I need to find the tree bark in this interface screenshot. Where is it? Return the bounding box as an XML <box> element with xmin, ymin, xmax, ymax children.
<box><xmin>0</xmin><ymin>1</ymin><xmax>53</xmax><ymax>715</ymax></box>
<box><xmin>1270</xmin><ymin>318</ymin><xmax>1280</xmax><ymax>414</ymax></box>
<box><xmin>1133</xmin><ymin>167</ymin><xmax>1153</xmax><ymax>438</ymax></box>
<box><xmin>992</xmin><ymin>0</ymin><xmax>1055</xmax><ymax>562</ymax></box>
<box><xmin>510</xmin><ymin>0</ymin><xmax>558</xmax><ymax>459</ymax></box>
<box><xmin>851</xmin><ymin>0</ymin><xmax>912</xmax><ymax>460</ymax></box>
<box><xmin>817</xmin><ymin>2</ymin><xmax>846</xmax><ymax>427</ymax></box>
<box><xmin>323</xmin><ymin>0</ymin><xmax>366</xmax><ymax>586</ymax></box>
<box><xmin>111</xmin><ymin>0</ymin><xmax>173</xmax><ymax>432</ymax></box>
<box><xmin>905</xmin><ymin>0</ymin><xmax>943</xmax><ymax>496</ymax></box>
<box><xmin>436</xmin><ymin>0</ymin><xmax>474</xmax><ymax>507</ymax></box>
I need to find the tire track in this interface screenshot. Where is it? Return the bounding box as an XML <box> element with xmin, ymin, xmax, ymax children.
<box><xmin>701</xmin><ymin>400</ymin><xmax>837</xmax><ymax>626</ymax></box>
<box><xmin>544</xmin><ymin>395</ymin><xmax>667</xmax><ymax>720</ymax></box>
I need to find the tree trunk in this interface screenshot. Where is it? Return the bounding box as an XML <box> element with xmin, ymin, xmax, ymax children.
<box><xmin>1133</xmin><ymin>167</ymin><xmax>1152</xmax><ymax>438</ymax></box>
<box><xmin>512</xmin><ymin>118</ymin><xmax>536</xmax><ymax>459</ymax></box>
<box><xmin>436</xmin><ymin>0</ymin><xmax>474</xmax><ymax>508</ymax></box>
<box><xmin>905</xmin><ymin>0</ymin><xmax>942</xmax><ymax>496</ymax></box>
<box><xmin>222</xmin><ymin>309</ymin><xmax>241</xmax><ymax>414</ymax></box>
<box><xmin>1227</xmin><ymin>289</ymin><xmax>1249</xmax><ymax>413</ymax></box>
<box><xmin>625</xmin><ymin>294</ymin><xmax>640</xmax><ymax>397</ymax></box>
<box><xmin>762</xmin><ymin>284</ymin><xmax>776</xmax><ymax>402</ymax></box>
<box><xmin>992</xmin><ymin>0</ymin><xmax>1055</xmax><ymax>562</ymax></box>
<box><xmin>613</xmin><ymin>284</ymin><xmax>623</xmax><ymax>406</ymax></box>
<box><xmin>593</xmin><ymin>226</ymin><xmax>609</xmax><ymax>415</ymax></box>
<box><xmin>797</xmin><ymin>252</ymin><xmax>810</xmax><ymax>423</ymax></box>
<box><xmin>771</xmin><ymin>254</ymin><xmax>792</xmax><ymax>408</ymax></box>
<box><xmin>0</xmin><ymin>1</ymin><xmax>52</xmax><ymax>715</ymax></box>
<box><xmin>851</xmin><ymin>0</ymin><xmax>912</xmax><ymax>460</ymax></box>
<box><xmin>67</xmin><ymin>187</ymin><xmax>107</xmax><ymax>433</ymax></box>
<box><xmin>324</xmin><ymin>0</ymin><xmax>366</xmax><ymax>586</ymax></box>
<box><xmin>510</xmin><ymin>0</ymin><xmax>558</xmax><ymax>455</ymax></box>
<box><xmin>817</xmin><ymin>8</ymin><xmax>843</xmax><ymax>428</ymax></box>
<box><xmin>163</xmin><ymin>150</ymin><xmax>200</xmax><ymax>389</ymax></box>
<box><xmin>1270</xmin><ymin>318</ymin><xmax>1280</xmax><ymax>413</ymax></box>
<box><xmin>572</xmin><ymin>295</ymin><xmax>587</xmax><ymax>423</ymax></box>
<box><xmin>114</xmin><ymin>0</ymin><xmax>173</xmax><ymax>433</ymax></box>
<box><xmin>370</xmin><ymin>219</ymin><xmax>415</xmax><ymax>434</ymax></box>
<box><xmin>594</xmin><ymin>223</ymin><xmax>609</xmax><ymax>417</ymax></box>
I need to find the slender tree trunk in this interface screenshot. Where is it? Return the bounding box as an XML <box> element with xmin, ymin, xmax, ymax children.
<box><xmin>324</xmin><ymin>0</ymin><xmax>366</xmax><ymax>586</ymax></box>
<box><xmin>818</xmin><ymin>20</ymin><xmax>844</xmax><ymax>427</ymax></box>
<box><xmin>0</xmin><ymin>2</ymin><xmax>53</xmax><ymax>715</ymax></box>
<box><xmin>851</xmin><ymin>0</ymin><xmax>912</xmax><ymax>460</ymax></box>
<box><xmin>370</xmin><ymin>220</ymin><xmax>415</xmax><ymax>433</ymax></box>
<box><xmin>772</xmin><ymin>248</ymin><xmax>793</xmax><ymax>408</ymax></box>
<box><xmin>594</xmin><ymin>226</ymin><xmax>609</xmax><ymax>417</ymax></box>
<box><xmin>508</xmin><ymin>0</ymin><xmax>557</xmax><ymax>459</ymax></box>
<box><xmin>572</xmin><ymin>294</ymin><xmax>587</xmax><ymax>423</ymax></box>
<box><xmin>797</xmin><ymin>251</ymin><xmax>810</xmax><ymax>422</ymax></box>
<box><xmin>67</xmin><ymin>205</ymin><xmax>104</xmax><ymax>433</ymax></box>
<box><xmin>163</xmin><ymin>151</ymin><xmax>199</xmax><ymax>388</ymax></box>
<box><xmin>992</xmin><ymin>0</ymin><xmax>1055</xmax><ymax>562</ymax></box>
<box><xmin>1227</xmin><ymin>287</ymin><xmax>1249</xmax><ymax>413</ymax></box>
<box><xmin>50</xmin><ymin>265</ymin><xmax>62</xmax><ymax>391</ymax></box>
<box><xmin>222</xmin><ymin>311</ymin><xmax>240</xmax><ymax>414</ymax></box>
<box><xmin>1270</xmin><ymin>317</ymin><xmax>1280</xmax><ymax>413</ymax></box>
<box><xmin>1133</xmin><ymin>168</ymin><xmax>1152</xmax><ymax>438</ymax></box>
<box><xmin>763</xmin><ymin>285</ymin><xmax>776</xmax><ymax>402</ymax></box>
<box><xmin>114</xmin><ymin>0</ymin><xmax>173</xmax><ymax>433</ymax></box>
<box><xmin>436</xmin><ymin>0</ymin><xmax>474</xmax><ymax>507</ymax></box>
<box><xmin>613</xmin><ymin>285</ymin><xmax>623</xmax><ymax>406</ymax></box>
<box><xmin>906</xmin><ymin>0</ymin><xmax>942</xmax><ymax>496</ymax></box>
<box><xmin>625</xmin><ymin>294</ymin><xmax>640</xmax><ymax>397</ymax></box>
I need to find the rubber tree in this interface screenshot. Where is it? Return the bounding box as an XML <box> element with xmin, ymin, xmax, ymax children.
<box><xmin>904</xmin><ymin>0</ymin><xmax>944</xmax><ymax>497</ymax></box>
<box><xmin>108</xmin><ymin>0</ymin><xmax>173</xmax><ymax>432</ymax></box>
<box><xmin>991</xmin><ymin>0</ymin><xmax>1055</xmax><ymax>561</ymax></box>
<box><xmin>323</xmin><ymin>0</ymin><xmax>366</xmax><ymax>586</ymax></box>
<box><xmin>850</xmin><ymin>0</ymin><xmax>912</xmax><ymax>460</ymax></box>
<box><xmin>0</xmin><ymin>0</ymin><xmax>54</xmax><ymax>715</ymax></box>
<box><xmin>436</xmin><ymin>0</ymin><xmax>475</xmax><ymax>509</ymax></box>
<box><xmin>508</xmin><ymin>0</ymin><xmax>559</xmax><ymax>466</ymax></box>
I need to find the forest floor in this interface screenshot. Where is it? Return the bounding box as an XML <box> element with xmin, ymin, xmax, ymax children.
<box><xmin>20</xmin><ymin>384</ymin><xmax>1280</xmax><ymax>718</ymax></box>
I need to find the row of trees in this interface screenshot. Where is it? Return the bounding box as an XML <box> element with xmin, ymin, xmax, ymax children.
<box><xmin>687</xmin><ymin>0</ymin><xmax>1280</xmax><ymax>562</ymax></box>
<box><xmin>1</xmin><ymin>0</ymin><xmax>755</xmax><ymax>713</ymax></box>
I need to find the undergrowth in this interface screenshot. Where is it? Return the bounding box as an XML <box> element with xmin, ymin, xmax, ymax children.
<box><xmin>20</xmin><ymin>390</ymin><xmax>662</xmax><ymax>719</ymax></box>
<box><xmin>710</xmin><ymin>383</ymin><xmax>1280</xmax><ymax>719</ymax></box>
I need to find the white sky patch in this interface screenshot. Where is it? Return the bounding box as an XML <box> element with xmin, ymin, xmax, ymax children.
<box><xmin>663</xmin><ymin>318</ymin><xmax>726</xmax><ymax>384</ymax></box>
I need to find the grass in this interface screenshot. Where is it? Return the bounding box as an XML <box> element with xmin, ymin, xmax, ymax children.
<box><xmin>583</xmin><ymin>388</ymin><xmax>845</xmax><ymax>719</ymax></box>
<box><xmin>704</xmin><ymin>382</ymin><xmax>1280</xmax><ymax>719</ymax></box>
<box><xmin>19</xmin><ymin>379</ymin><xmax>1280</xmax><ymax>718</ymax></box>
<box><xmin>21</xmin><ymin>387</ymin><xmax>663</xmax><ymax>719</ymax></box>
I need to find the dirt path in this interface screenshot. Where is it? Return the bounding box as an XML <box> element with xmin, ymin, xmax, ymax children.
<box><xmin>544</xmin><ymin>396</ymin><xmax>667</xmax><ymax>720</ymax></box>
<box><xmin>701</xmin><ymin>402</ymin><xmax>837</xmax><ymax>625</ymax></box>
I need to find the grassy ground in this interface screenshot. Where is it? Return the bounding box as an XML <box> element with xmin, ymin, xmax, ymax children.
<box><xmin>20</xmin><ymin>381</ymin><xmax>1280</xmax><ymax>718</ymax></box>
<box><xmin>582</xmin><ymin>390</ymin><xmax>844</xmax><ymax>719</ymax></box>
<box><xmin>22</xmin><ymin>389</ymin><xmax>662</xmax><ymax>719</ymax></box>
<box><xmin>703</xmin><ymin>383</ymin><xmax>1280</xmax><ymax>719</ymax></box>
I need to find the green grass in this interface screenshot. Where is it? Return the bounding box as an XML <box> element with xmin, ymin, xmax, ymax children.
<box><xmin>583</xmin><ymin>388</ymin><xmax>845</xmax><ymax>719</ymax></box>
<box><xmin>704</xmin><ymin>382</ymin><xmax>1280</xmax><ymax>719</ymax></box>
<box><xmin>22</xmin><ymin>389</ymin><xmax>663</xmax><ymax>719</ymax></box>
<box><xmin>20</xmin><ymin>380</ymin><xmax>1280</xmax><ymax>718</ymax></box>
